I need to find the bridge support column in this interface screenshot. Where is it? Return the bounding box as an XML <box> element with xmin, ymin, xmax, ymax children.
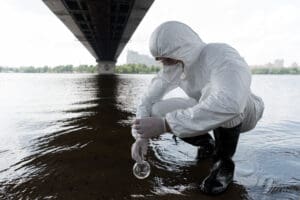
<box><xmin>97</xmin><ymin>61</ymin><xmax>116</xmax><ymax>74</ymax></box>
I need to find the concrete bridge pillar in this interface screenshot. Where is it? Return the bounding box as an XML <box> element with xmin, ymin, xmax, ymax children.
<box><xmin>97</xmin><ymin>61</ymin><xmax>116</xmax><ymax>74</ymax></box>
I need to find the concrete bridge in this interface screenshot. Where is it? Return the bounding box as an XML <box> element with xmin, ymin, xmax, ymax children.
<box><xmin>43</xmin><ymin>0</ymin><xmax>155</xmax><ymax>74</ymax></box>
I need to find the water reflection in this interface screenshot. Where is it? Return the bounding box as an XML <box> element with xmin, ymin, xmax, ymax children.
<box><xmin>1</xmin><ymin>74</ymin><xmax>299</xmax><ymax>199</ymax></box>
<box><xmin>0</xmin><ymin>74</ymin><xmax>247</xmax><ymax>199</ymax></box>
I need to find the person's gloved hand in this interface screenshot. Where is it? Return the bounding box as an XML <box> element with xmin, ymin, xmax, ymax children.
<box><xmin>131</xmin><ymin>138</ymin><xmax>148</xmax><ymax>163</ymax></box>
<box><xmin>132</xmin><ymin>117</ymin><xmax>166</xmax><ymax>139</ymax></box>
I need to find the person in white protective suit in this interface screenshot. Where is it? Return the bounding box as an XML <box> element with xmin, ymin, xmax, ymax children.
<box><xmin>131</xmin><ymin>21</ymin><xmax>264</xmax><ymax>195</ymax></box>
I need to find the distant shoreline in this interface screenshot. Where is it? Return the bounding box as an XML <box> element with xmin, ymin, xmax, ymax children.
<box><xmin>1</xmin><ymin>72</ymin><xmax>299</xmax><ymax>75</ymax></box>
<box><xmin>1</xmin><ymin>64</ymin><xmax>299</xmax><ymax>75</ymax></box>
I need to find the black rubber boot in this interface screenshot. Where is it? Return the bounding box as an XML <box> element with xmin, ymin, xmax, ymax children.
<box><xmin>180</xmin><ymin>133</ymin><xmax>215</xmax><ymax>159</ymax></box>
<box><xmin>200</xmin><ymin>123</ymin><xmax>242</xmax><ymax>195</ymax></box>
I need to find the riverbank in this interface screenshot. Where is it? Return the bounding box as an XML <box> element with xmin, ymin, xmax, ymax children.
<box><xmin>1</xmin><ymin>64</ymin><xmax>300</xmax><ymax>74</ymax></box>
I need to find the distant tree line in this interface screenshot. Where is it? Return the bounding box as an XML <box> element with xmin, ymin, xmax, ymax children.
<box><xmin>0</xmin><ymin>65</ymin><xmax>97</xmax><ymax>73</ymax></box>
<box><xmin>0</xmin><ymin>64</ymin><xmax>161</xmax><ymax>74</ymax></box>
<box><xmin>251</xmin><ymin>59</ymin><xmax>300</xmax><ymax>74</ymax></box>
<box><xmin>0</xmin><ymin>62</ymin><xmax>299</xmax><ymax>74</ymax></box>
<box><xmin>115</xmin><ymin>64</ymin><xmax>161</xmax><ymax>74</ymax></box>
<box><xmin>251</xmin><ymin>67</ymin><xmax>300</xmax><ymax>74</ymax></box>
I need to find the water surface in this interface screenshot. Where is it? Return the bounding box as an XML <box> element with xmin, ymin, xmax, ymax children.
<box><xmin>0</xmin><ymin>73</ymin><xmax>299</xmax><ymax>199</ymax></box>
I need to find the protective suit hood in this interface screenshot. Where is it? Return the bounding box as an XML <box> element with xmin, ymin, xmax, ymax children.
<box><xmin>149</xmin><ymin>21</ymin><xmax>206</xmax><ymax>71</ymax></box>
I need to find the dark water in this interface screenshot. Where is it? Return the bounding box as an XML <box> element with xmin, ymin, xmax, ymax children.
<box><xmin>0</xmin><ymin>73</ymin><xmax>299</xmax><ymax>200</ymax></box>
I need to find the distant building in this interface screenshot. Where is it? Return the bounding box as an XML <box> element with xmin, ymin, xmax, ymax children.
<box><xmin>250</xmin><ymin>59</ymin><xmax>286</xmax><ymax>69</ymax></box>
<box><xmin>273</xmin><ymin>59</ymin><xmax>285</xmax><ymax>68</ymax></box>
<box><xmin>290</xmin><ymin>62</ymin><xmax>299</xmax><ymax>68</ymax></box>
<box><xmin>126</xmin><ymin>50</ymin><xmax>161</xmax><ymax>67</ymax></box>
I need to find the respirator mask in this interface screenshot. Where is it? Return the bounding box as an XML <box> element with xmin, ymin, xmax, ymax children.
<box><xmin>162</xmin><ymin>62</ymin><xmax>186</xmax><ymax>84</ymax></box>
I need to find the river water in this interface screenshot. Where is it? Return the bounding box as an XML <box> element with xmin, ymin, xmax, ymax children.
<box><xmin>0</xmin><ymin>73</ymin><xmax>299</xmax><ymax>200</ymax></box>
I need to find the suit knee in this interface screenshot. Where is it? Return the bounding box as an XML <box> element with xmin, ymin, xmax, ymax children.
<box><xmin>151</xmin><ymin>102</ymin><xmax>164</xmax><ymax>117</ymax></box>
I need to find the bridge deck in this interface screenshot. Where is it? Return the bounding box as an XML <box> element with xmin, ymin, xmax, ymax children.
<box><xmin>43</xmin><ymin>0</ymin><xmax>154</xmax><ymax>62</ymax></box>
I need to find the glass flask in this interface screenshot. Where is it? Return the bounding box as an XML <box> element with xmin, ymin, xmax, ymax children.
<box><xmin>133</xmin><ymin>160</ymin><xmax>151</xmax><ymax>179</ymax></box>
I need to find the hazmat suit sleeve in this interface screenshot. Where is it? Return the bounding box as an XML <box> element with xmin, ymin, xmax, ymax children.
<box><xmin>136</xmin><ymin>67</ymin><xmax>180</xmax><ymax>118</ymax></box>
<box><xmin>165</xmin><ymin>62</ymin><xmax>251</xmax><ymax>138</ymax></box>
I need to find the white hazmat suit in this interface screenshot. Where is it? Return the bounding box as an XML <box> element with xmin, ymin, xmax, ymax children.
<box><xmin>135</xmin><ymin>21</ymin><xmax>264</xmax><ymax>138</ymax></box>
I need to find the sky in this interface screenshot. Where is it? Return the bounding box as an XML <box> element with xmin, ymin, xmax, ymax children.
<box><xmin>0</xmin><ymin>0</ymin><xmax>299</xmax><ymax>67</ymax></box>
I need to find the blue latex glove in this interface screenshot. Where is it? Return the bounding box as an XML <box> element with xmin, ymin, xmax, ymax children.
<box><xmin>131</xmin><ymin>137</ymin><xmax>148</xmax><ymax>164</ymax></box>
<box><xmin>132</xmin><ymin>117</ymin><xmax>166</xmax><ymax>139</ymax></box>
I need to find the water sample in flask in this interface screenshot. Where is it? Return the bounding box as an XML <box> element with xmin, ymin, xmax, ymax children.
<box><xmin>133</xmin><ymin>160</ymin><xmax>151</xmax><ymax>179</ymax></box>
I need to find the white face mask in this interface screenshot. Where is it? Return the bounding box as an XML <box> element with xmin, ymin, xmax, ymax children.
<box><xmin>162</xmin><ymin>62</ymin><xmax>185</xmax><ymax>83</ymax></box>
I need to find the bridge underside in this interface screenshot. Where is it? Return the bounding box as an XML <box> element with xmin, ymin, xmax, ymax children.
<box><xmin>43</xmin><ymin>0</ymin><xmax>154</xmax><ymax>74</ymax></box>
